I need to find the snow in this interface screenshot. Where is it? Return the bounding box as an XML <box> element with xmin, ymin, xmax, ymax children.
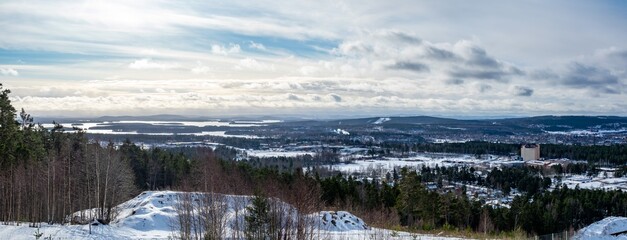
<box><xmin>317</xmin><ymin>211</ymin><xmax>368</xmax><ymax>231</ymax></box>
<box><xmin>84</xmin><ymin>129</ymin><xmax>140</xmax><ymax>135</ymax></box>
<box><xmin>575</xmin><ymin>217</ymin><xmax>627</xmax><ymax>239</ymax></box>
<box><xmin>373</xmin><ymin>117</ymin><xmax>391</xmax><ymax>124</ymax></box>
<box><xmin>232</xmin><ymin>120</ymin><xmax>283</xmax><ymax>124</ymax></box>
<box><xmin>38</xmin><ymin>127</ymin><xmax>262</xmax><ymax>138</ymax></box>
<box><xmin>333</xmin><ymin>128</ymin><xmax>350</xmax><ymax>135</ymax></box>
<box><xmin>440</xmin><ymin>126</ymin><xmax>467</xmax><ymax>131</ymax></box>
<box><xmin>186</xmin><ymin>131</ymin><xmax>262</xmax><ymax>139</ymax></box>
<box><xmin>545</xmin><ymin>128</ymin><xmax>627</xmax><ymax>136</ymax></box>
<box><xmin>431</xmin><ymin>139</ymin><xmax>469</xmax><ymax>143</ymax></box>
<box><xmin>112</xmin><ymin>192</ymin><xmax>178</xmax><ymax>235</ymax></box>
<box><xmin>0</xmin><ymin>191</ymin><xmax>463</xmax><ymax>239</ymax></box>
<box><xmin>560</xmin><ymin>175</ymin><xmax>627</xmax><ymax>191</ymax></box>
<box><xmin>246</xmin><ymin>149</ymin><xmax>315</xmax><ymax>158</ymax></box>
<box><xmin>43</xmin><ymin>120</ymin><xmax>283</xmax><ymax>130</ymax></box>
<box><xmin>115</xmin><ymin>120</ymin><xmax>265</xmax><ymax>128</ymax></box>
<box><xmin>322</xmin><ymin>153</ymin><xmax>497</xmax><ymax>175</ymax></box>
<box><xmin>40</xmin><ymin>120</ymin><xmax>277</xmax><ymax>137</ymax></box>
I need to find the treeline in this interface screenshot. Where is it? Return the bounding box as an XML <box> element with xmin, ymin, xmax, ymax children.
<box><xmin>540</xmin><ymin>143</ymin><xmax>627</xmax><ymax>165</ymax></box>
<box><xmin>0</xmin><ymin>84</ymin><xmax>137</xmax><ymax>225</ymax></box>
<box><xmin>407</xmin><ymin>142</ymin><xmax>627</xmax><ymax>165</ymax></box>
<box><xmin>493</xmin><ymin>187</ymin><xmax>627</xmax><ymax>234</ymax></box>
<box><xmin>0</xmin><ymin>84</ymin><xmax>198</xmax><ymax>225</ymax></box>
<box><xmin>485</xmin><ymin>167</ymin><xmax>551</xmax><ymax>195</ymax></box>
<box><xmin>315</xmin><ymin>167</ymin><xmax>627</xmax><ymax>236</ymax></box>
<box><xmin>395</xmin><ymin>169</ymin><xmax>483</xmax><ymax>231</ymax></box>
<box><xmin>412</xmin><ymin>142</ymin><xmax>520</xmax><ymax>156</ymax></box>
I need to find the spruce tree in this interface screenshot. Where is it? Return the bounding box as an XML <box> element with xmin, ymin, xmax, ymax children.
<box><xmin>245</xmin><ymin>193</ymin><xmax>270</xmax><ymax>240</ymax></box>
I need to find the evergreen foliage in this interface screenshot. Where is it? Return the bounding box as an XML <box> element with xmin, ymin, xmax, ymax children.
<box><xmin>245</xmin><ymin>193</ymin><xmax>270</xmax><ymax>240</ymax></box>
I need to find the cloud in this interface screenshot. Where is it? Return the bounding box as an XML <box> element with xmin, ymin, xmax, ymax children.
<box><xmin>449</xmin><ymin>69</ymin><xmax>510</xmax><ymax>82</ymax></box>
<box><xmin>129</xmin><ymin>58</ymin><xmax>179</xmax><ymax>70</ymax></box>
<box><xmin>311</xmin><ymin>95</ymin><xmax>322</xmax><ymax>101</ymax></box>
<box><xmin>248</xmin><ymin>41</ymin><xmax>266</xmax><ymax>50</ymax></box>
<box><xmin>387</xmin><ymin>61</ymin><xmax>430</xmax><ymax>73</ymax></box>
<box><xmin>445</xmin><ymin>79</ymin><xmax>464</xmax><ymax>85</ymax></box>
<box><xmin>334</xmin><ymin>41</ymin><xmax>374</xmax><ymax>57</ymax></box>
<box><xmin>513</xmin><ymin>86</ymin><xmax>534</xmax><ymax>97</ymax></box>
<box><xmin>329</xmin><ymin>93</ymin><xmax>342</xmax><ymax>102</ymax></box>
<box><xmin>287</xmin><ymin>93</ymin><xmax>303</xmax><ymax>101</ymax></box>
<box><xmin>425</xmin><ymin>46</ymin><xmax>458</xmax><ymax>61</ymax></box>
<box><xmin>463</xmin><ymin>45</ymin><xmax>500</xmax><ymax>68</ymax></box>
<box><xmin>561</xmin><ymin>63</ymin><xmax>621</xmax><ymax>94</ymax></box>
<box><xmin>191</xmin><ymin>66</ymin><xmax>211</xmax><ymax>74</ymax></box>
<box><xmin>3</xmin><ymin>2</ymin><xmax>627</xmax><ymax>117</ymax></box>
<box><xmin>211</xmin><ymin>44</ymin><xmax>241</xmax><ymax>55</ymax></box>
<box><xmin>6</xmin><ymin>77</ymin><xmax>627</xmax><ymax>118</ymax></box>
<box><xmin>0</xmin><ymin>67</ymin><xmax>19</xmax><ymax>76</ymax></box>
<box><xmin>530</xmin><ymin>69</ymin><xmax>559</xmax><ymax>80</ymax></box>
<box><xmin>331</xmin><ymin>30</ymin><xmax>525</xmax><ymax>83</ymax></box>
<box><xmin>446</xmin><ymin>41</ymin><xmax>525</xmax><ymax>82</ymax></box>
<box><xmin>477</xmin><ymin>84</ymin><xmax>492</xmax><ymax>93</ymax></box>
<box><xmin>595</xmin><ymin>47</ymin><xmax>627</xmax><ymax>64</ymax></box>
<box><xmin>299</xmin><ymin>66</ymin><xmax>319</xmax><ymax>75</ymax></box>
<box><xmin>236</xmin><ymin>58</ymin><xmax>275</xmax><ymax>71</ymax></box>
<box><xmin>191</xmin><ymin>62</ymin><xmax>212</xmax><ymax>74</ymax></box>
<box><xmin>382</xmin><ymin>31</ymin><xmax>422</xmax><ymax>44</ymax></box>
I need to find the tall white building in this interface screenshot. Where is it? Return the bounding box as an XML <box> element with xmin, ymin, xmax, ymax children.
<box><xmin>521</xmin><ymin>144</ymin><xmax>540</xmax><ymax>161</ymax></box>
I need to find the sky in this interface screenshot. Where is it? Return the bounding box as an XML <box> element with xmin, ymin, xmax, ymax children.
<box><xmin>1</xmin><ymin>0</ymin><xmax>626</xmax><ymax>119</ymax></box>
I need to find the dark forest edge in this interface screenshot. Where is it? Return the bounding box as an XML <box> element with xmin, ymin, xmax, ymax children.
<box><xmin>380</xmin><ymin>141</ymin><xmax>627</xmax><ymax>166</ymax></box>
<box><xmin>0</xmin><ymin>84</ymin><xmax>626</xmax><ymax>238</ymax></box>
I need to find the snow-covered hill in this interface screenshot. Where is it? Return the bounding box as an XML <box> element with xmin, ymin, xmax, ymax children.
<box><xmin>574</xmin><ymin>217</ymin><xmax>627</xmax><ymax>240</ymax></box>
<box><xmin>0</xmin><ymin>191</ymin><xmax>462</xmax><ymax>239</ymax></box>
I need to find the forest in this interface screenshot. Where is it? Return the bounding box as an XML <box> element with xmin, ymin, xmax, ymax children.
<box><xmin>1</xmin><ymin>83</ymin><xmax>626</xmax><ymax>238</ymax></box>
<box><xmin>397</xmin><ymin>141</ymin><xmax>627</xmax><ymax>165</ymax></box>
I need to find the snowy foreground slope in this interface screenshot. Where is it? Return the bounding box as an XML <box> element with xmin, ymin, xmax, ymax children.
<box><xmin>0</xmin><ymin>191</ymin><xmax>462</xmax><ymax>240</ymax></box>
<box><xmin>574</xmin><ymin>217</ymin><xmax>627</xmax><ymax>240</ymax></box>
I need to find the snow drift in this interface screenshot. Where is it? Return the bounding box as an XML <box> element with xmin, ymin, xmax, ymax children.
<box><xmin>575</xmin><ymin>217</ymin><xmax>627</xmax><ymax>240</ymax></box>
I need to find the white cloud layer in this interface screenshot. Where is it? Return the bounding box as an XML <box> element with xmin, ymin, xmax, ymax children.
<box><xmin>0</xmin><ymin>1</ymin><xmax>626</xmax><ymax>117</ymax></box>
<box><xmin>0</xmin><ymin>67</ymin><xmax>19</xmax><ymax>76</ymax></box>
<box><xmin>248</xmin><ymin>41</ymin><xmax>266</xmax><ymax>51</ymax></box>
<box><xmin>129</xmin><ymin>59</ymin><xmax>180</xmax><ymax>70</ymax></box>
<box><xmin>211</xmin><ymin>44</ymin><xmax>241</xmax><ymax>56</ymax></box>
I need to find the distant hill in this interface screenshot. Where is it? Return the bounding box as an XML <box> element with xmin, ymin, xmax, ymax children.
<box><xmin>494</xmin><ymin>115</ymin><xmax>627</xmax><ymax>130</ymax></box>
<box><xmin>290</xmin><ymin>115</ymin><xmax>626</xmax><ymax>132</ymax></box>
<box><xmin>33</xmin><ymin>114</ymin><xmax>627</xmax><ymax>137</ymax></box>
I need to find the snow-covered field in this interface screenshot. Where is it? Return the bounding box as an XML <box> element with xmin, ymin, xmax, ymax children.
<box><xmin>0</xmin><ymin>191</ymin><xmax>462</xmax><ymax>240</ymax></box>
<box><xmin>545</xmin><ymin>128</ymin><xmax>627</xmax><ymax>136</ymax></box>
<box><xmin>322</xmin><ymin>153</ymin><xmax>511</xmax><ymax>175</ymax></box>
<box><xmin>559</xmin><ymin>175</ymin><xmax>627</xmax><ymax>191</ymax></box>
<box><xmin>246</xmin><ymin>149</ymin><xmax>316</xmax><ymax>158</ymax></box>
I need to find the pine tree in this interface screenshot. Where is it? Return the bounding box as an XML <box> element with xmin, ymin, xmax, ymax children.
<box><xmin>245</xmin><ymin>193</ymin><xmax>270</xmax><ymax>240</ymax></box>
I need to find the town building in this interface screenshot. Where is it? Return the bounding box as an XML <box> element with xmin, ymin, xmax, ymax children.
<box><xmin>521</xmin><ymin>143</ymin><xmax>540</xmax><ymax>161</ymax></box>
